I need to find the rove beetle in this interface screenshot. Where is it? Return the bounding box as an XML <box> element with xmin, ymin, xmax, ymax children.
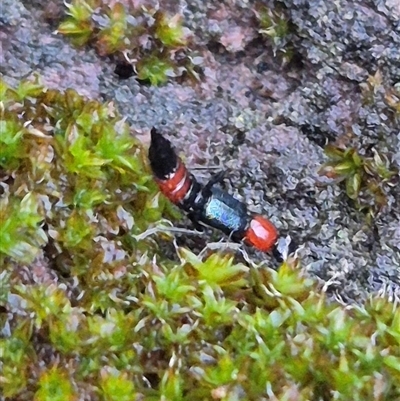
<box><xmin>149</xmin><ymin>128</ymin><xmax>292</xmax><ymax>257</ymax></box>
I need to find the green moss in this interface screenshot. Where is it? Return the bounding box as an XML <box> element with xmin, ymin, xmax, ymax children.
<box><xmin>154</xmin><ymin>12</ymin><xmax>187</xmax><ymax>47</ymax></box>
<box><xmin>57</xmin><ymin>0</ymin><xmax>196</xmax><ymax>85</ymax></box>
<box><xmin>34</xmin><ymin>366</ymin><xmax>77</xmax><ymax>401</ymax></box>
<box><xmin>256</xmin><ymin>5</ymin><xmax>294</xmax><ymax>64</ymax></box>
<box><xmin>99</xmin><ymin>368</ymin><xmax>136</xmax><ymax>401</ymax></box>
<box><xmin>1</xmin><ymin>319</ymin><xmax>34</xmax><ymax>398</ymax></box>
<box><xmin>320</xmin><ymin>143</ymin><xmax>398</xmax><ymax>217</ymax></box>
<box><xmin>0</xmin><ymin>193</ymin><xmax>47</xmax><ymax>263</ymax></box>
<box><xmin>136</xmin><ymin>54</ymin><xmax>174</xmax><ymax>86</ymax></box>
<box><xmin>257</xmin><ymin>6</ymin><xmax>289</xmax><ymax>43</ymax></box>
<box><xmin>1</xmin><ymin>76</ymin><xmax>400</xmax><ymax>400</ymax></box>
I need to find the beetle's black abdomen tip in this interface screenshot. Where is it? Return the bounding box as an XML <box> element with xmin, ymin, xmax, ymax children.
<box><xmin>150</xmin><ymin>127</ymin><xmax>174</xmax><ymax>151</ymax></box>
<box><xmin>149</xmin><ymin>128</ymin><xmax>178</xmax><ymax>179</ymax></box>
<box><xmin>150</xmin><ymin>127</ymin><xmax>162</xmax><ymax>142</ymax></box>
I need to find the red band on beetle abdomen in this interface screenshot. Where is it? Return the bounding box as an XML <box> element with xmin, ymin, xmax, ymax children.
<box><xmin>155</xmin><ymin>160</ymin><xmax>192</xmax><ymax>204</ymax></box>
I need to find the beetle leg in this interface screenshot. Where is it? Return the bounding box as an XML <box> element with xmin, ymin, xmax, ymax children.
<box><xmin>202</xmin><ymin>171</ymin><xmax>226</xmax><ymax>197</ymax></box>
<box><xmin>272</xmin><ymin>235</ymin><xmax>297</xmax><ymax>262</ymax></box>
<box><xmin>187</xmin><ymin>210</ymin><xmax>205</xmax><ymax>231</ymax></box>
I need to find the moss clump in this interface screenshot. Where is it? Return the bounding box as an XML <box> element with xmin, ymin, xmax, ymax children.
<box><xmin>0</xmin><ymin>75</ymin><xmax>165</xmax><ymax>266</ymax></box>
<box><xmin>1</xmin><ymin>77</ymin><xmax>400</xmax><ymax>400</ymax></box>
<box><xmin>255</xmin><ymin>5</ymin><xmax>294</xmax><ymax>65</ymax></box>
<box><xmin>57</xmin><ymin>0</ymin><xmax>199</xmax><ymax>85</ymax></box>
<box><xmin>319</xmin><ymin>143</ymin><xmax>398</xmax><ymax>217</ymax></box>
<box><xmin>318</xmin><ymin>71</ymin><xmax>399</xmax><ymax>218</ymax></box>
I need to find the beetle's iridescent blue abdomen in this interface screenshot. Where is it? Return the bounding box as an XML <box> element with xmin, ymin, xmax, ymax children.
<box><xmin>206</xmin><ymin>198</ymin><xmax>243</xmax><ymax>231</ymax></box>
<box><xmin>201</xmin><ymin>187</ymin><xmax>247</xmax><ymax>236</ymax></box>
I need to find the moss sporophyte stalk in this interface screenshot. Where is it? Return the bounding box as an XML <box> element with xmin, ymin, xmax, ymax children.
<box><xmin>1</xmin><ymin>77</ymin><xmax>400</xmax><ymax>400</ymax></box>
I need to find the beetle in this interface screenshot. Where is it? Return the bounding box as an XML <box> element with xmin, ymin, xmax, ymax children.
<box><xmin>148</xmin><ymin>128</ymin><xmax>286</xmax><ymax>255</ymax></box>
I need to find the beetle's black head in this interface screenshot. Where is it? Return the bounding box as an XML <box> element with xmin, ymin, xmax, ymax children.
<box><xmin>149</xmin><ymin>128</ymin><xmax>179</xmax><ymax>179</ymax></box>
